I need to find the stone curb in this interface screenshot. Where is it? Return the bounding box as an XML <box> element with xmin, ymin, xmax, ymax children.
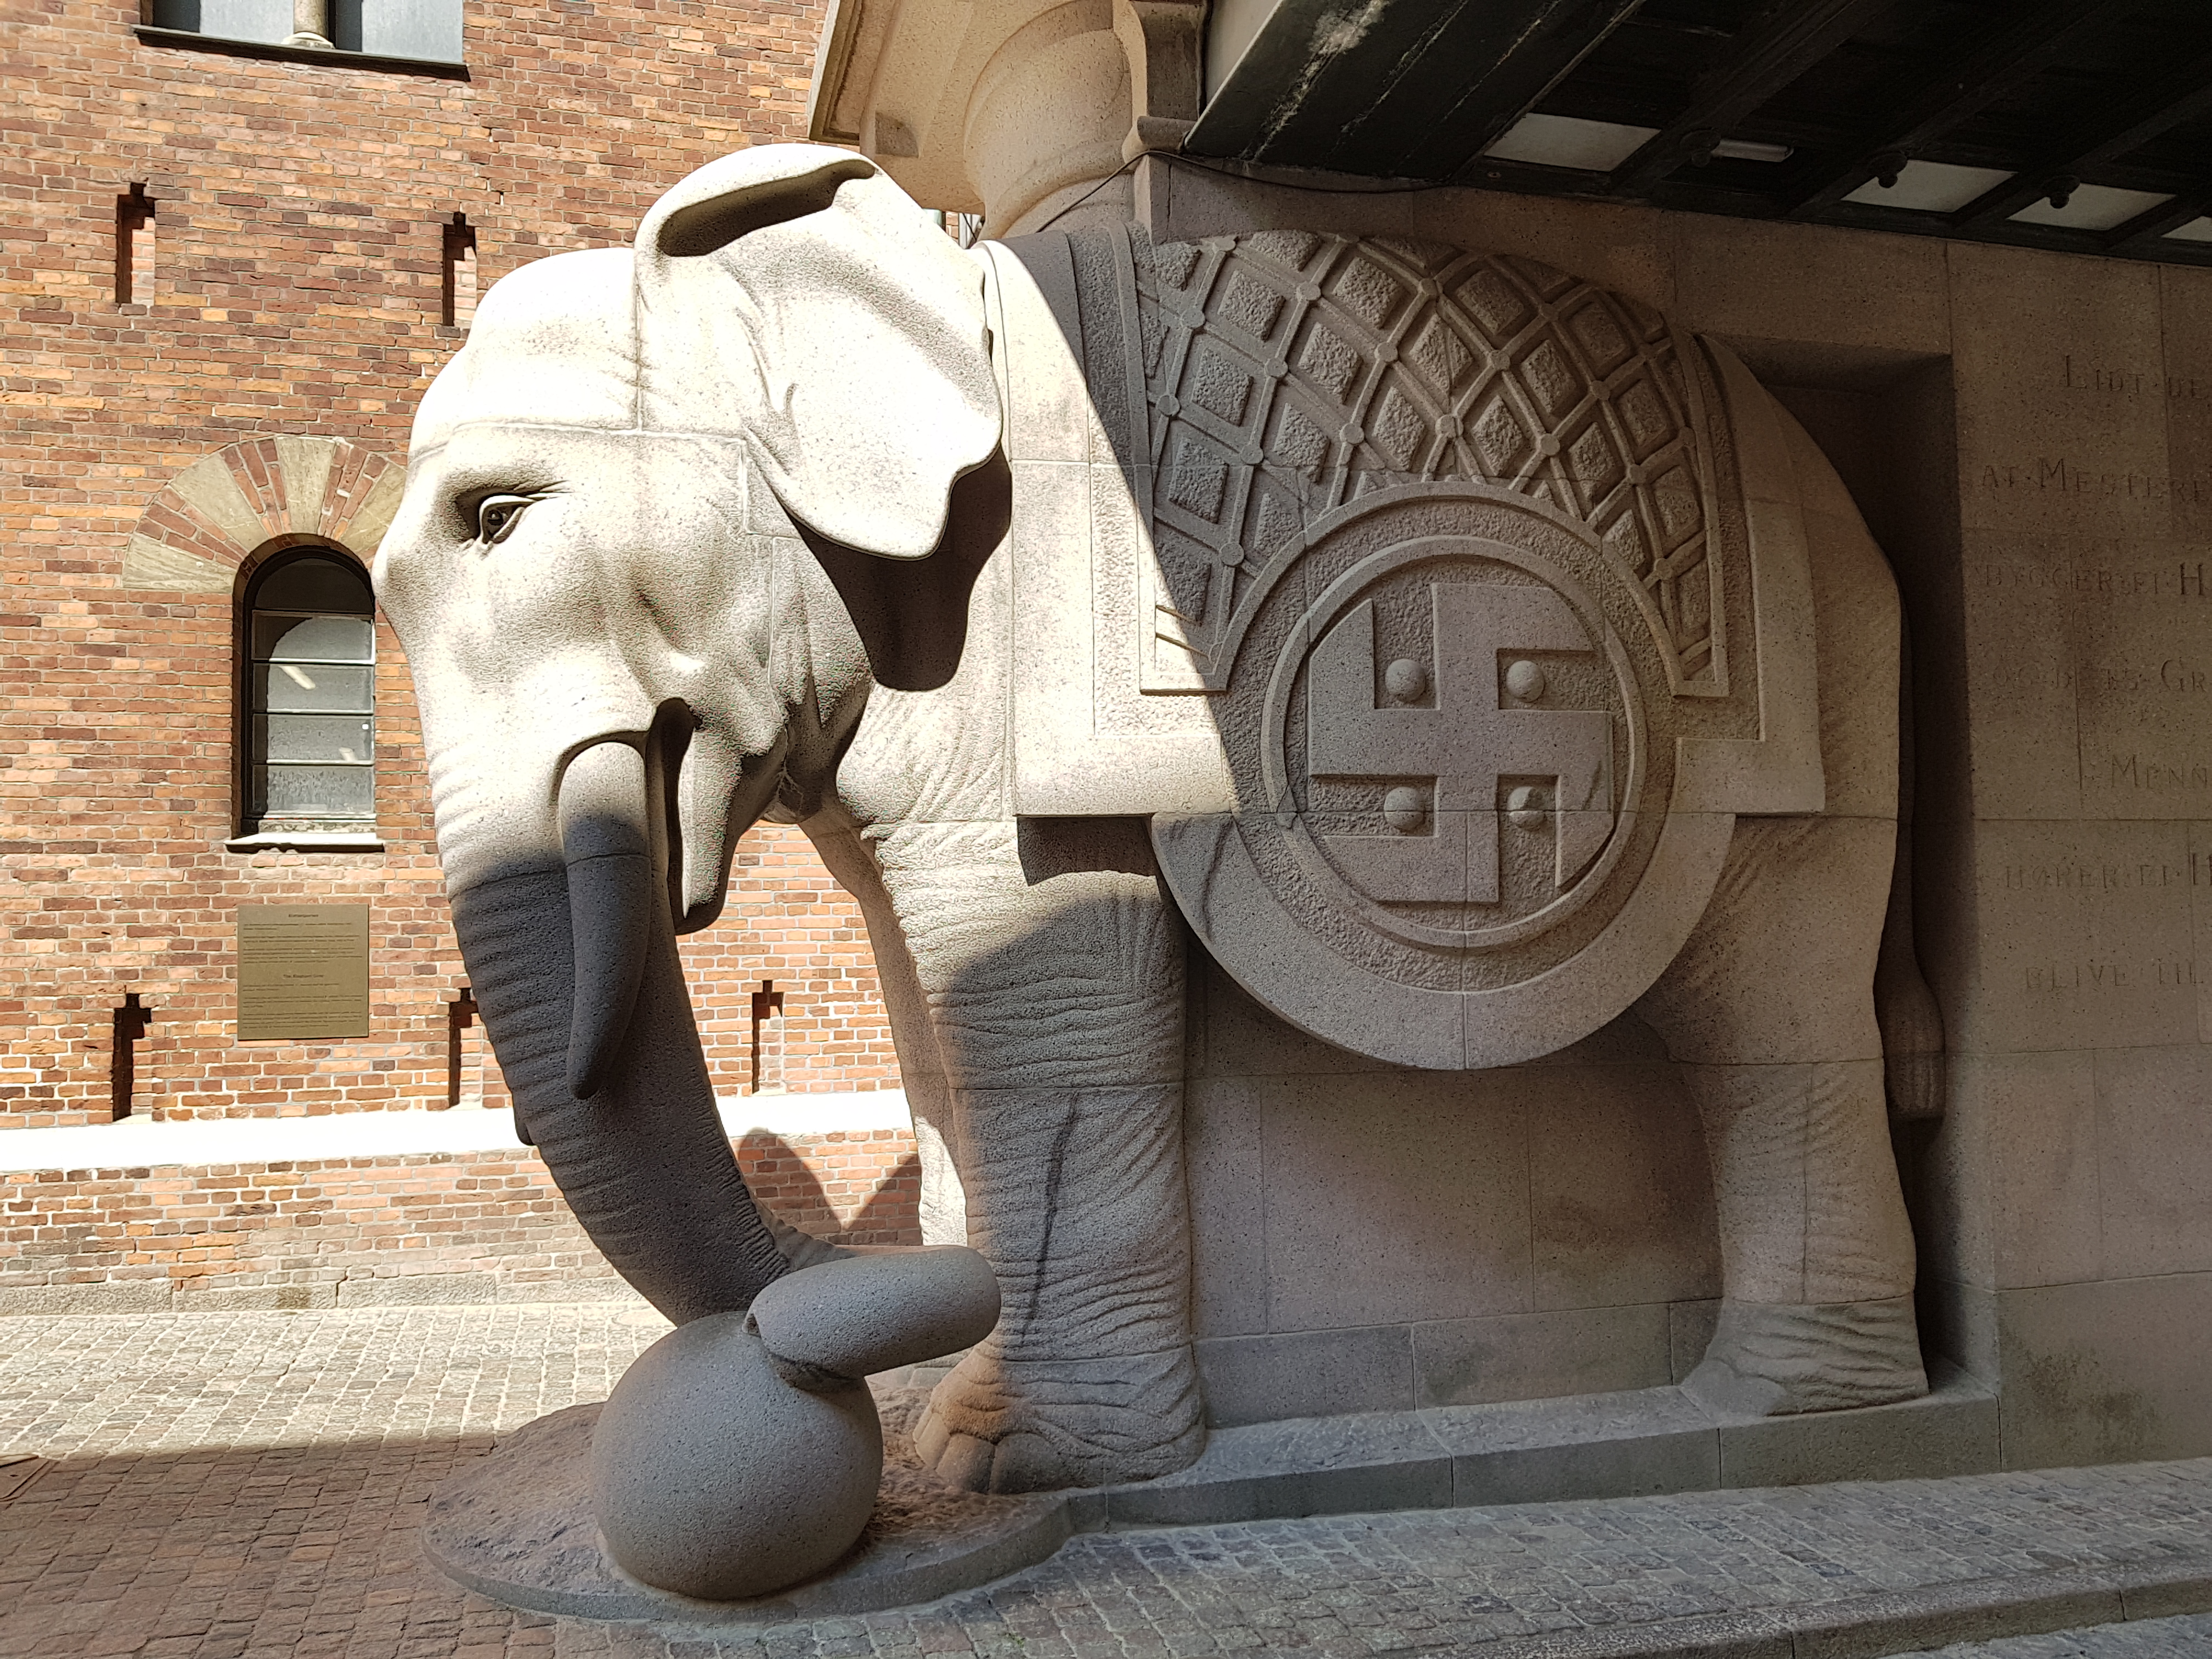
<box><xmin>1432</xmin><ymin>1553</ymin><xmax>2212</xmax><ymax>1659</ymax></box>
<box><xmin>1077</xmin><ymin>1365</ymin><xmax>1999</xmax><ymax>1534</ymax></box>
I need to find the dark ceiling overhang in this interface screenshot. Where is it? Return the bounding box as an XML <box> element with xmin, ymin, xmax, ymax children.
<box><xmin>1185</xmin><ymin>0</ymin><xmax>2212</xmax><ymax>268</ymax></box>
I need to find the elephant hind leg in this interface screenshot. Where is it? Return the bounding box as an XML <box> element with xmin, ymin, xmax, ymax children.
<box><xmin>1638</xmin><ymin>814</ymin><xmax>1927</xmax><ymax>1417</ymax></box>
<box><xmin>1670</xmin><ymin>1057</ymin><xmax>1926</xmax><ymax>1415</ymax></box>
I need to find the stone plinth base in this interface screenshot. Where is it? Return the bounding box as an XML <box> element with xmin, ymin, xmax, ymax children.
<box><xmin>424</xmin><ymin>1391</ymin><xmax>1070</xmax><ymax>1624</ymax></box>
<box><xmin>428</xmin><ymin>1367</ymin><xmax>1997</xmax><ymax>1623</ymax></box>
<box><xmin>1107</xmin><ymin>1361</ymin><xmax>1995</xmax><ymax>1531</ymax></box>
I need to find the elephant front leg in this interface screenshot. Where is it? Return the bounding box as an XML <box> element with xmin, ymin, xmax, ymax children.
<box><xmin>912</xmin><ymin>1079</ymin><xmax>1203</xmax><ymax>1492</ymax></box>
<box><xmin>861</xmin><ymin>820</ymin><xmax>1203</xmax><ymax>1493</ymax></box>
<box><xmin>1640</xmin><ymin>817</ymin><xmax>1927</xmax><ymax>1417</ymax></box>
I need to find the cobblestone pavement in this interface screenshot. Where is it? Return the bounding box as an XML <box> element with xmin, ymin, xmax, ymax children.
<box><xmin>4</xmin><ymin>1306</ymin><xmax>2211</xmax><ymax>1658</ymax></box>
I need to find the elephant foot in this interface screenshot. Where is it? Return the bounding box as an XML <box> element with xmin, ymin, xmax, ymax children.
<box><xmin>911</xmin><ymin>1343</ymin><xmax>1205</xmax><ymax>1494</ymax></box>
<box><xmin>1683</xmin><ymin>1294</ymin><xmax>1928</xmax><ymax>1418</ymax></box>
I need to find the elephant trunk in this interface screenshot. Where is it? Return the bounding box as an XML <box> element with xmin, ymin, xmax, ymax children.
<box><xmin>447</xmin><ymin>737</ymin><xmax>791</xmax><ymax>1323</ymax></box>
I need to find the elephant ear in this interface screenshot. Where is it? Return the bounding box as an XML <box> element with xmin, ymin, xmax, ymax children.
<box><xmin>633</xmin><ymin>146</ymin><xmax>1002</xmax><ymax>563</ymax></box>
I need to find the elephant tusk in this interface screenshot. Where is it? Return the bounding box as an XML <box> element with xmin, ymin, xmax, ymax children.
<box><xmin>558</xmin><ymin>742</ymin><xmax>656</xmax><ymax>1099</ymax></box>
<box><xmin>675</xmin><ymin>733</ymin><xmax>741</xmax><ymax>932</ymax></box>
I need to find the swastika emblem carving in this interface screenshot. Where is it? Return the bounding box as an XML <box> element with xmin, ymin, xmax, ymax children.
<box><xmin>1307</xmin><ymin>583</ymin><xmax>1612</xmax><ymax>905</ymax></box>
<box><xmin>1156</xmin><ymin>478</ymin><xmax>1725</xmax><ymax>1068</ymax></box>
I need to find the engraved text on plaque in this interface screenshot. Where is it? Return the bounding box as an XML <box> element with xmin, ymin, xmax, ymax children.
<box><xmin>237</xmin><ymin>904</ymin><xmax>371</xmax><ymax>1040</ymax></box>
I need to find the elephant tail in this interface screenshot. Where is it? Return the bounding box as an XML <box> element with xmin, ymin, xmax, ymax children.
<box><xmin>1875</xmin><ymin>608</ymin><xmax>1944</xmax><ymax>1120</ymax></box>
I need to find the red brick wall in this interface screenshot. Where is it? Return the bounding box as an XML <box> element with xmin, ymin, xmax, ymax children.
<box><xmin>0</xmin><ymin>0</ymin><xmax>907</xmax><ymax>1130</ymax></box>
<box><xmin>0</xmin><ymin>1128</ymin><xmax>920</xmax><ymax>1308</ymax></box>
<box><xmin>689</xmin><ymin>833</ymin><xmax>906</xmax><ymax>1101</ymax></box>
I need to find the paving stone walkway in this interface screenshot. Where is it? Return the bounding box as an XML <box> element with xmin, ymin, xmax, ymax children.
<box><xmin>2</xmin><ymin>1306</ymin><xmax>2209</xmax><ymax>1658</ymax></box>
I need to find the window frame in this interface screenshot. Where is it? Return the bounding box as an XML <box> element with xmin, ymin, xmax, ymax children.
<box><xmin>133</xmin><ymin>0</ymin><xmax>469</xmax><ymax>77</ymax></box>
<box><xmin>230</xmin><ymin>542</ymin><xmax>385</xmax><ymax>850</ymax></box>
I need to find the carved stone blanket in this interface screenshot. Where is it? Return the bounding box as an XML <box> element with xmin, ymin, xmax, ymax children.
<box><xmin>989</xmin><ymin>226</ymin><xmax>1824</xmax><ymax>1068</ymax></box>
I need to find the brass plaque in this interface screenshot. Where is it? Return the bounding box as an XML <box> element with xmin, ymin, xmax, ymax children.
<box><xmin>237</xmin><ymin>904</ymin><xmax>370</xmax><ymax>1040</ymax></box>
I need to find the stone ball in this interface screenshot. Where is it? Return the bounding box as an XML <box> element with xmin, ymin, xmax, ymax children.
<box><xmin>1383</xmin><ymin>786</ymin><xmax>1427</xmax><ymax>832</ymax></box>
<box><xmin>590</xmin><ymin>1312</ymin><xmax>882</xmax><ymax>1601</ymax></box>
<box><xmin>1505</xmin><ymin>783</ymin><xmax>1547</xmax><ymax>828</ymax></box>
<box><xmin>1504</xmin><ymin>658</ymin><xmax>1546</xmax><ymax>702</ymax></box>
<box><xmin>1384</xmin><ymin>657</ymin><xmax>1428</xmax><ymax>702</ymax></box>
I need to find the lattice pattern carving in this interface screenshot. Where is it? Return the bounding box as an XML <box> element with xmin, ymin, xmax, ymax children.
<box><xmin>1129</xmin><ymin>229</ymin><xmax>1724</xmax><ymax>697</ymax></box>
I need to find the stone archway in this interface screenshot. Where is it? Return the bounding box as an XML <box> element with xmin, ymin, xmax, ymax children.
<box><xmin>120</xmin><ymin>436</ymin><xmax>403</xmax><ymax>591</ymax></box>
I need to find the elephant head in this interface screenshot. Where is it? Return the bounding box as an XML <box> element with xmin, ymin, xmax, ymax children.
<box><xmin>374</xmin><ymin>147</ymin><xmax>1011</xmax><ymax>1323</ymax></box>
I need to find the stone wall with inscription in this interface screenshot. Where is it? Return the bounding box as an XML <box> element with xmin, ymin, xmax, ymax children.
<box><xmin>1148</xmin><ymin>170</ymin><xmax>2212</xmax><ymax>1460</ymax></box>
<box><xmin>1911</xmin><ymin>247</ymin><xmax>2212</xmax><ymax>1468</ymax></box>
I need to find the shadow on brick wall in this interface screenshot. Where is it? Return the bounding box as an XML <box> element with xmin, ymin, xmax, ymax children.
<box><xmin>735</xmin><ymin>1130</ymin><xmax>923</xmax><ymax>1248</ymax></box>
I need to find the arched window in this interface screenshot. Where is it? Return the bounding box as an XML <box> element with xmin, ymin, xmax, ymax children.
<box><xmin>241</xmin><ymin>549</ymin><xmax>377</xmax><ymax>839</ymax></box>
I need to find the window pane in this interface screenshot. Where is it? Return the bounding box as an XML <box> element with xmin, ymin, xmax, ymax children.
<box><xmin>256</xmin><ymin>714</ymin><xmax>374</xmax><ymax>765</ymax></box>
<box><xmin>151</xmin><ymin>0</ymin><xmax>292</xmax><ymax>43</ymax></box>
<box><xmin>242</xmin><ymin>553</ymin><xmax>380</xmax><ymax>834</ymax></box>
<box><xmin>253</xmin><ymin>613</ymin><xmax>374</xmax><ymax>663</ymax></box>
<box><xmin>255</xmin><ymin>764</ymin><xmax>376</xmax><ymax>820</ymax></box>
<box><xmin>253</xmin><ymin>662</ymin><xmax>374</xmax><ymax>714</ymax></box>
<box><xmin>331</xmin><ymin>0</ymin><xmax>464</xmax><ymax>61</ymax></box>
<box><xmin>255</xmin><ymin>555</ymin><xmax>373</xmax><ymax>614</ymax></box>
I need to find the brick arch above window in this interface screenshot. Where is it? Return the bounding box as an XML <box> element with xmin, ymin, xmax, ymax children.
<box><xmin>121</xmin><ymin>437</ymin><xmax>403</xmax><ymax>593</ymax></box>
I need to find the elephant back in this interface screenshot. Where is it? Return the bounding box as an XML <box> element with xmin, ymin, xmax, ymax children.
<box><xmin>1127</xmin><ymin>231</ymin><xmax>1725</xmax><ymax>703</ymax></box>
<box><xmin>990</xmin><ymin>225</ymin><xmax>1826</xmax><ymax>1070</ymax></box>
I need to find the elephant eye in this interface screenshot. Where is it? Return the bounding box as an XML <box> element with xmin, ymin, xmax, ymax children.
<box><xmin>475</xmin><ymin>494</ymin><xmax>535</xmax><ymax>545</ymax></box>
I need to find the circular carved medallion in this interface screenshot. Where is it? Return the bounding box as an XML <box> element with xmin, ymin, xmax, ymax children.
<box><xmin>1259</xmin><ymin>531</ymin><xmax>1650</xmax><ymax>958</ymax></box>
<box><xmin>1151</xmin><ymin>483</ymin><xmax>1735</xmax><ymax>1070</ymax></box>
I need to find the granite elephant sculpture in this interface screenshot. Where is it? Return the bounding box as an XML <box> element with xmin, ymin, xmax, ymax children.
<box><xmin>375</xmin><ymin>143</ymin><xmax>1945</xmax><ymax>1502</ymax></box>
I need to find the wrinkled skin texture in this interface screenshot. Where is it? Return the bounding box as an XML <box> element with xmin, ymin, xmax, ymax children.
<box><xmin>376</xmin><ymin>146</ymin><xmax>1929</xmax><ymax>1498</ymax></box>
